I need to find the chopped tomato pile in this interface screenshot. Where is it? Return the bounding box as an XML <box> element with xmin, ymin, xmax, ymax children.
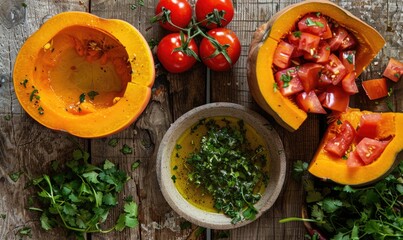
<box><xmin>324</xmin><ymin>113</ymin><xmax>391</xmax><ymax>167</ymax></box>
<box><xmin>273</xmin><ymin>12</ymin><xmax>359</xmax><ymax>114</ymax></box>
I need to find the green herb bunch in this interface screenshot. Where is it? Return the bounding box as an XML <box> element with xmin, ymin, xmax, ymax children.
<box><xmin>31</xmin><ymin>149</ymin><xmax>138</xmax><ymax>239</ymax></box>
<box><xmin>283</xmin><ymin>160</ymin><xmax>403</xmax><ymax>240</ymax></box>
<box><xmin>186</xmin><ymin>119</ymin><xmax>269</xmax><ymax>224</ymax></box>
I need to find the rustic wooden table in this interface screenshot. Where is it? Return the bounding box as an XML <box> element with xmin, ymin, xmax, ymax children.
<box><xmin>0</xmin><ymin>0</ymin><xmax>401</xmax><ymax>239</ymax></box>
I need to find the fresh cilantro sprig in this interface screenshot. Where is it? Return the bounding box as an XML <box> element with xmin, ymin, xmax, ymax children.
<box><xmin>185</xmin><ymin>118</ymin><xmax>269</xmax><ymax>224</ymax></box>
<box><xmin>30</xmin><ymin>149</ymin><xmax>138</xmax><ymax>239</ymax></box>
<box><xmin>281</xmin><ymin>161</ymin><xmax>403</xmax><ymax>239</ymax></box>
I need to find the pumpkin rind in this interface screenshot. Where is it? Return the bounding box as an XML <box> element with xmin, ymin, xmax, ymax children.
<box><xmin>308</xmin><ymin>108</ymin><xmax>403</xmax><ymax>186</ymax></box>
<box><xmin>247</xmin><ymin>0</ymin><xmax>385</xmax><ymax>132</ymax></box>
<box><xmin>13</xmin><ymin>12</ymin><xmax>155</xmax><ymax>138</ymax></box>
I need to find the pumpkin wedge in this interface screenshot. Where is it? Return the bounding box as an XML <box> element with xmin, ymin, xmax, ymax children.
<box><xmin>308</xmin><ymin>108</ymin><xmax>403</xmax><ymax>186</ymax></box>
<box><xmin>13</xmin><ymin>12</ymin><xmax>155</xmax><ymax>138</ymax></box>
<box><xmin>247</xmin><ymin>0</ymin><xmax>385</xmax><ymax>132</ymax></box>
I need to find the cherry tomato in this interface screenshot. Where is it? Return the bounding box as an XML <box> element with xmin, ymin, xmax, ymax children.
<box><xmin>382</xmin><ymin>58</ymin><xmax>403</xmax><ymax>82</ymax></box>
<box><xmin>296</xmin><ymin>91</ymin><xmax>326</xmax><ymax>114</ymax></box>
<box><xmin>199</xmin><ymin>28</ymin><xmax>241</xmax><ymax>71</ymax></box>
<box><xmin>362</xmin><ymin>78</ymin><xmax>388</xmax><ymax>100</ymax></box>
<box><xmin>274</xmin><ymin>67</ymin><xmax>304</xmax><ymax>96</ymax></box>
<box><xmin>324</xmin><ymin>120</ymin><xmax>356</xmax><ymax>157</ymax></box>
<box><xmin>195</xmin><ymin>0</ymin><xmax>234</xmax><ymax>29</ymax></box>
<box><xmin>157</xmin><ymin>33</ymin><xmax>199</xmax><ymax>73</ymax></box>
<box><xmin>273</xmin><ymin>41</ymin><xmax>295</xmax><ymax>69</ymax></box>
<box><xmin>355</xmin><ymin>138</ymin><xmax>389</xmax><ymax>164</ymax></box>
<box><xmin>297</xmin><ymin>63</ymin><xmax>323</xmax><ymax>92</ymax></box>
<box><xmin>297</xmin><ymin>13</ymin><xmax>332</xmax><ymax>39</ymax></box>
<box><xmin>155</xmin><ymin>0</ymin><xmax>192</xmax><ymax>32</ymax></box>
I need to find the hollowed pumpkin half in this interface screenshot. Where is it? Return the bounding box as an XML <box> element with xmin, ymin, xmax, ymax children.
<box><xmin>247</xmin><ymin>0</ymin><xmax>385</xmax><ymax>132</ymax></box>
<box><xmin>308</xmin><ymin>108</ymin><xmax>403</xmax><ymax>186</ymax></box>
<box><xmin>13</xmin><ymin>12</ymin><xmax>155</xmax><ymax>138</ymax></box>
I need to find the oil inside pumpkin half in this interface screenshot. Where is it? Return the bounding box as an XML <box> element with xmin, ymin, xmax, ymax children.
<box><xmin>33</xmin><ymin>25</ymin><xmax>131</xmax><ymax>115</ymax></box>
<box><xmin>170</xmin><ymin>116</ymin><xmax>270</xmax><ymax>213</ymax></box>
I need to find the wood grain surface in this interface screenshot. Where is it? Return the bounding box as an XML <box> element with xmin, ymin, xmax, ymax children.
<box><xmin>0</xmin><ymin>0</ymin><xmax>401</xmax><ymax>239</ymax></box>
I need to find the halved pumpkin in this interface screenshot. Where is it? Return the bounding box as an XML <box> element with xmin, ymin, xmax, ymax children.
<box><xmin>13</xmin><ymin>12</ymin><xmax>155</xmax><ymax>138</ymax></box>
<box><xmin>308</xmin><ymin>108</ymin><xmax>403</xmax><ymax>186</ymax></box>
<box><xmin>247</xmin><ymin>0</ymin><xmax>385</xmax><ymax>132</ymax></box>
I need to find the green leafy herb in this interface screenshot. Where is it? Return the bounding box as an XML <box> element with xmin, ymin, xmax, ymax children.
<box><xmin>131</xmin><ymin>160</ymin><xmax>140</xmax><ymax>171</ymax></box>
<box><xmin>305</xmin><ymin>18</ymin><xmax>324</xmax><ymax>27</ymax></box>
<box><xmin>18</xmin><ymin>226</ymin><xmax>32</xmax><ymax>238</ymax></box>
<box><xmin>30</xmin><ymin>149</ymin><xmax>138</xmax><ymax>238</ymax></box>
<box><xmin>185</xmin><ymin>119</ymin><xmax>268</xmax><ymax>224</ymax></box>
<box><xmin>120</xmin><ymin>144</ymin><xmax>133</xmax><ymax>155</ymax></box>
<box><xmin>4</xmin><ymin>114</ymin><xmax>11</xmax><ymax>121</ymax></box>
<box><xmin>346</xmin><ymin>53</ymin><xmax>354</xmax><ymax>64</ymax></box>
<box><xmin>20</xmin><ymin>79</ymin><xmax>28</xmax><ymax>88</ymax></box>
<box><xmin>171</xmin><ymin>175</ymin><xmax>177</xmax><ymax>183</ymax></box>
<box><xmin>292</xmin><ymin>160</ymin><xmax>308</xmax><ymax>180</ymax></box>
<box><xmin>79</xmin><ymin>93</ymin><xmax>86</xmax><ymax>103</ymax></box>
<box><xmin>394</xmin><ymin>72</ymin><xmax>400</xmax><ymax>78</ymax></box>
<box><xmin>9</xmin><ymin>171</ymin><xmax>23</xmax><ymax>182</ymax></box>
<box><xmin>38</xmin><ymin>106</ymin><xmax>44</xmax><ymax>115</ymax></box>
<box><xmin>108</xmin><ymin>138</ymin><xmax>119</xmax><ymax>147</ymax></box>
<box><xmin>293</xmin><ymin>31</ymin><xmax>302</xmax><ymax>38</ymax></box>
<box><xmin>87</xmin><ymin>91</ymin><xmax>99</xmax><ymax>100</ymax></box>
<box><xmin>273</xmin><ymin>83</ymin><xmax>279</xmax><ymax>92</ymax></box>
<box><xmin>29</xmin><ymin>89</ymin><xmax>39</xmax><ymax>102</ymax></box>
<box><xmin>280</xmin><ymin>73</ymin><xmax>292</xmax><ymax>88</ymax></box>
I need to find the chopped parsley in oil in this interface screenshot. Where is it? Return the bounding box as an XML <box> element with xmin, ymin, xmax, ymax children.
<box><xmin>346</xmin><ymin>53</ymin><xmax>354</xmax><ymax>64</ymax></box>
<box><xmin>305</xmin><ymin>18</ymin><xmax>324</xmax><ymax>27</ymax></box>
<box><xmin>280</xmin><ymin>73</ymin><xmax>292</xmax><ymax>88</ymax></box>
<box><xmin>184</xmin><ymin>119</ymin><xmax>269</xmax><ymax>224</ymax></box>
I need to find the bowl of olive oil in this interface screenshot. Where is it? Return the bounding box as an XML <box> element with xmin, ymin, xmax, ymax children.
<box><xmin>157</xmin><ymin>102</ymin><xmax>286</xmax><ymax>229</ymax></box>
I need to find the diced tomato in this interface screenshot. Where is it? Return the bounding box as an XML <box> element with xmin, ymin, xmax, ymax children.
<box><xmin>297</xmin><ymin>63</ymin><xmax>323</xmax><ymax>92</ymax></box>
<box><xmin>339</xmin><ymin>33</ymin><xmax>357</xmax><ymax>50</ymax></box>
<box><xmin>274</xmin><ymin>67</ymin><xmax>304</xmax><ymax>96</ymax></box>
<box><xmin>317</xmin><ymin>73</ymin><xmax>332</xmax><ymax>88</ymax></box>
<box><xmin>322</xmin><ymin>85</ymin><xmax>350</xmax><ymax>112</ymax></box>
<box><xmin>341</xmin><ymin>71</ymin><xmax>358</xmax><ymax>94</ymax></box>
<box><xmin>340</xmin><ymin>50</ymin><xmax>355</xmax><ymax>73</ymax></box>
<box><xmin>323</xmin><ymin>54</ymin><xmax>347</xmax><ymax>85</ymax></box>
<box><xmin>327</xmin><ymin>26</ymin><xmax>348</xmax><ymax>51</ymax></box>
<box><xmin>362</xmin><ymin>78</ymin><xmax>389</xmax><ymax>100</ymax></box>
<box><xmin>288</xmin><ymin>31</ymin><xmax>301</xmax><ymax>45</ymax></box>
<box><xmin>346</xmin><ymin>150</ymin><xmax>365</xmax><ymax>168</ymax></box>
<box><xmin>356</xmin><ymin>113</ymin><xmax>382</xmax><ymax>139</ymax></box>
<box><xmin>273</xmin><ymin>41</ymin><xmax>295</xmax><ymax>69</ymax></box>
<box><xmin>355</xmin><ymin>138</ymin><xmax>390</xmax><ymax>165</ymax></box>
<box><xmin>304</xmin><ymin>41</ymin><xmax>331</xmax><ymax>63</ymax></box>
<box><xmin>382</xmin><ymin>58</ymin><xmax>403</xmax><ymax>82</ymax></box>
<box><xmin>298</xmin><ymin>32</ymin><xmax>321</xmax><ymax>53</ymax></box>
<box><xmin>324</xmin><ymin>120</ymin><xmax>356</xmax><ymax>157</ymax></box>
<box><xmin>297</xmin><ymin>13</ymin><xmax>332</xmax><ymax>39</ymax></box>
<box><xmin>296</xmin><ymin>91</ymin><xmax>327</xmax><ymax>114</ymax></box>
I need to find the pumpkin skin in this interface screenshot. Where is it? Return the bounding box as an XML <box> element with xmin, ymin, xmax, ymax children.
<box><xmin>308</xmin><ymin>108</ymin><xmax>403</xmax><ymax>186</ymax></box>
<box><xmin>13</xmin><ymin>12</ymin><xmax>155</xmax><ymax>138</ymax></box>
<box><xmin>247</xmin><ymin>0</ymin><xmax>385</xmax><ymax>132</ymax></box>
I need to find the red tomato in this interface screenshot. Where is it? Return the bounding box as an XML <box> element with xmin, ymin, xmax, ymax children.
<box><xmin>322</xmin><ymin>85</ymin><xmax>350</xmax><ymax>112</ymax></box>
<box><xmin>317</xmin><ymin>73</ymin><xmax>332</xmax><ymax>88</ymax></box>
<box><xmin>199</xmin><ymin>28</ymin><xmax>241</xmax><ymax>71</ymax></box>
<box><xmin>304</xmin><ymin>41</ymin><xmax>331</xmax><ymax>63</ymax></box>
<box><xmin>157</xmin><ymin>33</ymin><xmax>199</xmax><ymax>73</ymax></box>
<box><xmin>324</xmin><ymin>120</ymin><xmax>356</xmax><ymax>157</ymax></box>
<box><xmin>297</xmin><ymin>13</ymin><xmax>332</xmax><ymax>39</ymax></box>
<box><xmin>296</xmin><ymin>91</ymin><xmax>326</xmax><ymax>114</ymax></box>
<box><xmin>362</xmin><ymin>78</ymin><xmax>389</xmax><ymax>100</ymax></box>
<box><xmin>195</xmin><ymin>0</ymin><xmax>234</xmax><ymax>29</ymax></box>
<box><xmin>341</xmin><ymin>71</ymin><xmax>358</xmax><ymax>95</ymax></box>
<box><xmin>327</xmin><ymin>26</ymin><xmax>348</xmax><ymax>51</ymax></box>
<box><xmin>287</xmin><ymin>32</ymin><xmax>305</xmax><ymax>58</ymax></box>
<box><xmin>274</xmin><ymin>67</ymin><xmax>304</xmax><ymax>96</ymax></box>
<box><xmin>347</xmin><ymin>151</ymin><xmax>365</xmax><ymax>168</ymax></box>
<box><xmin>340</xmin><ymin>50</ymin><xmax>355</xmax><ymax>73</ymax></box>
<box><xmin>339</xmin><ymin>33</ymin><xmax>357</xmax><ymax>50</ymax></box>
<box><xmin>382</xmin><ymin>58</ymin><xmax>403</xmax><ymax>82</ymax></box>
<box><xmin>155</xmin><ymin>0</ymin><xmax>192</xmax><ymax>32</ymax></box>
<box><xmin>324</xmin><ymin>54</ymin><xmax>347</xmax><ymax>85</ymax></box>
<box><xmin>356</xmin><ymin>113</ymin><xmax>382</xmax><ymax>139</ymax></box>
<box><xmin>298</xmin><ymin>32</ymin><xmax>320</xmax><ymax>53</ymax></box>
<box><xmin>355</xmin><ymin>138</ymin><xmax>390</xmax><ymax>165</ymax></box>
<box><xmin>273</xmin><ymin>41</ymin><xmax>295</xmax><ymax>69</ymax></box>
<box><xmin>297</xmin><ymin>63</ymin><xmax>323</xmax><ymax>92</ymax></box>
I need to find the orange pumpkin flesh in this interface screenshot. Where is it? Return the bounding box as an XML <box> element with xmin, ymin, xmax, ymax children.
<box><xmin>308</xmin><ymin>108</ymin><xmax>403</xmax><ymax>186</ymax></box>
<box><xmin>247</xmin><ymin>0</ymin><xmax>385</xmax><ymax>132</ymax></box>
<box><xmin>13</xmin><ymin>12</ymin><xmax>155</xmax><ymax>138</ymax></box>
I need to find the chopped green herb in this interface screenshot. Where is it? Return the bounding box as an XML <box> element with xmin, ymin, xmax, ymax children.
<box><xmin>175</xmin><ymin>144</ymin><xmax>182</xmax><ymax>150</ymax></box>
<box><xmin>29</xmin><ymin>89</ymin><xmax>39</xmax><ymax>102</ymax></box>
<box><xmin>87</xmin><ymin>91</ymin><xmax>99</xmax><ymax>100</ymax></box>
<box><xmin>273</xmin><ymin>82</ymin><xmax>279</xmax><ymax>92</ymax></box>
<box><xmin>131</xmin><ymin>160</ymin><xmax>140</xmax><ymax>171</ymax></box>
<box><xmin>305</xmin><ymin>18</ymin><xmax>324</xmax><ymax>27</ymax></box>
<box><xmin>21</xmin><ymin>2</ymin><xmax>27</xmax><ymax>8</ymax></box>
<box><xmin>172</xmin><ymin>165</ymin><xmax>178</xmax><ymax>170</ymax></box>
<box><xmin>130</xmin><ymin>4</ymin><xmax>137</xmax><ymax>10</ymax></box>
<box><xmin>386</xmin><ymin>99</ymin><xmax>394</xmax><ymax>111</ymax></box>
<box><xmin>108</xmin><ymin>138</ymin><xmax>119</xmax><ymax>147</ymax></box>
<box><xmin>325</xmin><ymin>46</ymin><xmax>330</xmax><ymax>51</ymax></box>
<box><xmin>336</xmin><ymin>119</ymin><xmax>342</xmax><ymax>125</ymax></box>
<box><xmin>9</xmin><ymin>171</ymin><xmax>23</xmax><ymax>182</ymax></box>
<box><xmin>120</xmin><ymin>144</ymin><xmax>133</xmax><ymax>155</ymax></box>
<box><xmin>316</xmin><ymin>12</ymin><xmax>321</xmax><ymax>17</ymax></box>
<box><xmin>79</xmin><ymin>93</ymin><xmax>86</xmax><ymax>103</ymax></box>
<box><xmin>4</xmin><ymin>115</ymin><xmax>11</xmax><ymax>121</ymax></box>
<box><xmin>171</xmin><ymin>175</ymin><xmax>177</xmax><ymax>183</ymax></box>
<box><xmin>280</xmin><ymin>73</ymin><xmax>292</xmax><ymax>88</ymax></box>
<box><xmin>292</xmin><ymin>160</ymin><xmax>308</xmax><ymax>180</ymax></box>
<box><xmin>394</xmin><ymin>72</ymin><xmax>400</xmax><ymax>78</ymax></box>
<box><xmin>18</xmin><ymin>227</ymin><xmax>32</xmax><ymax>238</ymax></box>
<box><xmin>346</xmin><ymin>54</ymin><xmax>354</xmax><ymax>64</ymax></box>
<box><xmin>38</xmin><ymin>106</ymin><xmax>44</xmax><ymax>115</ymax></box>
<box><xmin>387</xmin><ymin>87</ymin><xmax>393</xmax><ymax>97</ymax></box>
<box><xmin>292</xmin><ymin>31</ymin><xmax>302</xmax><ymax>38</ymax></box>
<box><xmin>20</xmin><ymin>79</ymin><xmax>28</xmax><ymax>88</ymax></box>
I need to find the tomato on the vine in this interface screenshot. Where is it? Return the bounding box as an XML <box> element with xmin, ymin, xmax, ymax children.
<box><xmin>154</xmin><ymin>0</ymin><xmax>192</xmax><ymax>32</ymax></box>
<box><xmin>157</xmin><ymin>33</ymin><xmax>199</xmax><ymax>73</ymax></box>
<box><xmin>199</xmin><ymin>28</ymin><xmax>241</xmax><ymax>71</ymax></box>
<box><xmin>195</xmin><ymin>0</ymin><xmax>234</xmax><ymax>29</ymax></box>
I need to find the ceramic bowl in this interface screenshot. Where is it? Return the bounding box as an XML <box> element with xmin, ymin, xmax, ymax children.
<box><xmin>156</xmin><ymin>102</ymin><xmax>286</xmax><ymax>229</ymax></box>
